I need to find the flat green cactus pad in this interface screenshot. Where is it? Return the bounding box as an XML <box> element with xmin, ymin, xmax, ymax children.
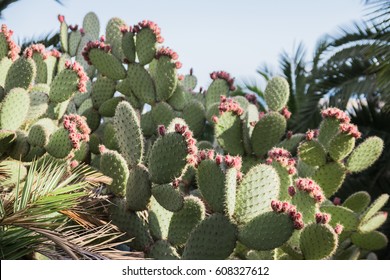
<box><xmin>151</xmin><ymin>102</ymin><xmax>175</xmax><ymax>127</ymax></box>
<box><xmin>68</xmin><ymin>30</ymin><xmax>82</xmax><ymax>57</ymax></box>
<box><xmin>264</xmin><ymin>76</ymin><xmax>290</xmax><ymax>111</ymax></box>
<box><xmin>32</xmin><ymin>52</ymin><xmax>48</xmax><ymax>84</ymax></box>
<box><xmin>49</xmin><ymin>69</ymin><xmax>80</xmax><ymax>102</ymax></box>
<box><xmin>45</xmin><ymin>127</ymin><xmax>73</xmax><ymax>158</ymax></box>
<box><xmin>168</xmin><ymin>196</ymin><xmax>205</xmax><ymax>246</ymax></box>
<box><xmin>182</xmin><ymin>73</ymin><xmax>197</xmax><ymax>91</ymax></box>
<box><xmin>342</xmin><ymin>191</ymin><xmax>371</xmax><ymax>213</ymax></box>
<box><xmin>105</xmin><ymin>17</ymin><xmax>126</xmax><ymax>60</ymax></box>
<box><xmin>238</xmin><ymin>211</ymin><xmax>295</xmax><ymax>251</ymax></box>
<box><xmin>83</xmin><ymin>12</ymin><xmax>100</xmax><ymax>40</ymax></box>
<box><xmin>351</xmin><ymin>231</ymin><xmax>388</xmax><ymax>251</ymax></box>
<box><xmin>151</xmin><ymin>183</ymin><xmax>184</xmax><ymax>212</ymax></box>
<box><xmin>328</xmin><ymin>133</ymin><xmax>355</xmax><ymax>161</ymax></box>
<box><xmin>126</xmin><ymin>164</ymin><xmax>151</xmax><ymax>211</ymax></box>
<box><xmin>359</xmin><ymin>212</ymin><xmax>388</xmax><ymax>233</ymax></box>
<box><xmin>320</xmin><ymin>205</ymin><xmax>359</xmax><ymax>231</ymax></box>
<box><xmin>298</xmin><ymin>140</ymin><xmax>326</xmax><ymax>167</ymax></box>
<box><xmin>292</xmin><ymin>190</ymin><xmax>318</xmax><ymax>224</ymax></box>
<box><xmin>122</xmin><ymin>31</ymin><xmax>136</xmax><ymax>63</ymax></box>
<box><xmin>148</xmin><ymin>132</ymin><xmax>188</xmax><ymax>184</ymax></box>
<box><xmin>359</xmin><ymin>194</ymin><xmax>389</xmax><ymax>226</ymax></box>
<box><xmin>59</xmin><ymin>19</ymin><xmax>68</xmax><ymax>53</ymax></box>
<box><xmin>149</xmin><ymin>240</ymin><xmax>180</xmax><ymax>260</ymax></box>
<box><xmin>0</xmin><ymin>87</ymin><xmax>29</xmax><ymax>130</ymax></box>
<box><xmin>313</xmin><ymin>162</ymin><xmax>346</xmax><ymax>198</ymax></box>
<box><xmin>126</xmin><ymin>63</ymin><xmax>156</xmax><ymax>104</ymax></box>
<box><xmin>155</xmin><ymin>56</ymin><xmax>177</xmax><ymax>101</ymax></box>
<box><xmin>27</xmin><ymin>90</ymin><xmax>49</xmax><ymax>121</ymax></box>
<box><xmin>300</xmin><ymin>223</ymin><xmax>338</xmax><ymax>260</ymax></box>
<box><xmin>88</xmin><ymin>48</ymin><xmax>126</xmax><ymax>80</ymax></box>
<box><xmin>100</xmin><ymin>149</ymin><xmax>129</xmax><ymax>197</ymax></box>
<box><xmin>215</xmin><ymin>111</ymin><xmax>245</xmax><ymax>156</ymax></box>
<box><xmin>182</xmin><ymin>213</ymin><xmax>237</xmax><ymax>260</ymax></box>
<box><xmin>177</xmin><ymin>100</ymin><xmax>204</xmax><ymax>138</ymax></box>
<box><xmin>205</xmin><ymin>79</ymin><xmax>229</xmax><ymax>110</ymax></box>
<box><xmin>0</xmin><ymin>57</ymin><xmax>13</xmax><ymax>87</ymax></box>
<box><xmin>317</xmin><ymin>118</ymin><xmax>340</xmax><ymax>150</ymax></box>
<box><xmin>235</xmin><ymin>164</ymin><xmax>280</xmax><ymax>224</ymax></box>
<box><xmin>98</xmin><ymin>96</ymin><xmax>124</xmax><ymax>117</ymax></box>
<box><xmin>140</xmin><ymin>111</ymin><xmax>155</xmax><ymax>137</ymax></box>
<box><xmin>4</xmin><ymin>57</ymin><xmax>36</xmax><ymax>92</ymax></box>
<box><xmin>136</xmin><ymin>28</ymin><xmax>157</xmax><ymax>66</ymax></box>
<box><xmin>167</xmin><ymin>85</ymin><xmax>186</xmax><ymax>111</ymax></box>
<box><xmin>148</xmin><ymin>196</ymin><xmax>173</xmax><ymax>240</ymax></box>
<box><xmin>82</xmin><ymin>107</ymin><xmax>100</xmax><ymax>132</ymax></box>
<box><xmin>91</xmin><ymin>76</ymin><xmax>116</xmax><ymax>109</ymax></box>
<box><xmin>251</xmin><ymin>112</ymin><xmax>286</xmax><ymax>157</ymax></box>
<box><xmin>346</xmin><ymin>136</ymin><xmax>384</xmax><ymax>173</ymax></box>
<box><xmin>113</xmin><ymin>101</ymin><xmax>144</xmax><ymax>167</ymax></box>
<box><xmin>27</xmin><ymin>118</ymin><xmax>57</xmax><ymax>147</ymax></box>
<box><xmin>196</xmin><ymin>159</ymin><xmax>226</xmax><ymax>213</ymax></box>
<box><xmin>109</xmin><ymin>199</ymin><xmax>153</xmax><ymax>251</ymax></box>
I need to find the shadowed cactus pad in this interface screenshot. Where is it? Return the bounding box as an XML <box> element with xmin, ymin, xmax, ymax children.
<box><xmin>238</xmin><ymin>211</ymin><xmax>295</xmax><ymax>251</ymax></box>
<box><xmin>182</xmin><ymin>214</ymin><xmax>237</xmax><ymax>260</ymax></box>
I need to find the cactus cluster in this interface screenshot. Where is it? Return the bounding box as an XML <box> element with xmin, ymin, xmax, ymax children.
<box><xmin>0</xmin><ymin>12</ymin><xmax>388</xmax><ymax>260</ymax></box>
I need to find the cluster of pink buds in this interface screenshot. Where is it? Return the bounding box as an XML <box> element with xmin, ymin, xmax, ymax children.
<box><xmin>157</xmin><ymin>125</ymin><xmax>166</xmax><ymax>136</ymax></box>
<box><xmin>69</xmin><ymin>160</ymin><xmax>79</xmax><ymax>169</ymax></box>
<box><xmin>63</xmin><ymin>114</ymin><xmax>91</xmax><ymax>150</ymax></box>
<box><xmin>23</xmin><ymin>44</ymin><xmax>48</xmax><ymax>59</ymax></box>
<box><xmin>315</xmin><ymin>212</ymin><xmax>331</xmax><ymax>224</ymax></box>
<box><xmin>172</xmin><ymin>178</ymin><xmax>181</xmax><ymax>189</ymax></box>
<box><xmin>271</xmin><ymin>200</ymin><xmax>304</xmax><ymax>230</ymax></box>
<box><xmin>174</xmin><ymin>123</ymin><xmax>199</xmax><ymax>167</ymax></box>
<box><xmin>305</xmin><ymin>129</ymin><xmax>319</xmax><ymax>141</ymax></box>
<box><xmin>218</xmin><ymin>96</ymin><xmax>244</xmax><ymax>116</ymax></box>
<box><xmin>1</xmin><ymin>24</ymin><xmax>20</xmax><ymax>61</ymax></box>
<box><xmin>178</xmin><ymin>74</ymin><xmax>184</xmax><ymax>81</ymax></box>
<box><xmin>213</xmin><ymin>154</ymin><xmax>242</xmax><ymax>180</ymax></box>
<box><xmin>197</xmin><ymin>149</ymin><xmax>215</xmax><ymax>161</ymax></box>
<box><xmin>280</xmin><ymin>106</ymin><xmax>291</xmax><ymax>120</ymax></box>
<box><xmin>133</xmin><ymin>20</ymin><xmax>164</xmax><ymax>43</ymax></box>
<box><xmin>334</xmin><ymin>224</ymin><xmax>344</xmax><ymax>235</ymax></box>
<box><xmin>210</xmin><ymin>71</ymin><xmax>236</xmax><ymax>91</ymax></box>
<box><xmin>69</xmin><ymin>24</ymin><xmax>78</xmax><ymax>31</ymax></box>
<box><xmin>339</xmin><ymin>123</ymin><xmax>361</xmax><ymax>139</ymax></box>
<box><xmin>321</xmin><ymin>107</ymin><xmax>350</xmax><ymax>123</ymax></box>
<box><xmin>120</xmin><ymin>25</ymin><xmax>133</xmax><ymax>34</ymax></box>
<box><xmin>58</xmin><ymin>14</ymin><xmax>65</xmax><ymax>23</ymax></box>
<box><xmin>245</xmin><ymin>93</ymin><xmax>257</xmax><ymax>104</ymax></box>
<box><xmin>98</xmin><ymin>144</ymin><xmax>107</xmax><ymax>154</ymax></box>
<box><xmin>155</xmin><ymin>47</ymin><xmax>182</xmax><ymax>69</ymax></box>
<box><xmin>82</xmin><ymin>40</ymin><xmax>112</xmax><ymax>65</ymax></box>
<box><xmin>293</xmin><ymin>178</ymin><xmax>325</xmax><ymax>203</ymax></box>
<box><xmin>266</xmin><ymin>147</ymin><xmax>296</xmax><ymax>175</ymax></box>
<box><xmin>48</xmin><ymin>48</ymin><xmax>61</xmax><ymax>58</ymax></box>
<box><xmin>333</xmin><ymin>197</ymin><xmax>341</xmax><ymax>206</ymax></box>
<box><xmin>64</xmin><ymin>60</ymin><xmax>89</xmax><ymax>93</ymax></box>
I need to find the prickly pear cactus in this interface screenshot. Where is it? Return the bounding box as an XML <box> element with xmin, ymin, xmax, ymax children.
<box><xmin>1</xmin><ymin>12</ymin><xmax>387</xmax><ymax>261</ymax></box>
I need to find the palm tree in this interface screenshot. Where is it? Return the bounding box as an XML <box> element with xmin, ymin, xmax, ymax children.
<box><xmin>0</xmin><ymin>158</ymin><xmax>143</xmax><ymax>259</ymax></box>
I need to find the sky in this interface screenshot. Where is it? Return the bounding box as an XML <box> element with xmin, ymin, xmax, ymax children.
<box><xmin>1</xmin><ymin>0</ymin><xmax>366</xmax><ymax>89</ymax></box>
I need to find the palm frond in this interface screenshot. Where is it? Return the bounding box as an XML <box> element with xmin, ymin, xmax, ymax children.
<box><xmin>0</xmin><ymin>158</ymin><xmax>115</xmax><ymax>259</ymax></box>
<box><xmin>0</xmin><ymin>0</ymin><xmax>64</xmax><ymax>18</ymax></box>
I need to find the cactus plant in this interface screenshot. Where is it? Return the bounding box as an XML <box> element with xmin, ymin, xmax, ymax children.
<box><xmin>0</xmin><ymin>12</ymin><xmax>388</xmax><ymax>261</ymax></box>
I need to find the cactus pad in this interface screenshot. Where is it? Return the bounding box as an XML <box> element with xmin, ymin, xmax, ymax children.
<box><xmin>351</xmin><ymin>231</ymin><xmax>388</xmax><ymax>251</ymax></box>
<box><xmin>215</xmin><ymin>111</ymin><xmax>245</xmax><ymax>156</ymax></box>
<box><xmin>320</xmin><ymin>205</ymin><xmax>359</xmax><ymax>232</ymax></box>
<box><xmin>238</xmin><ymin>211</ymin><xmax>295</xmax><ymax>251</ymax></box>
<box><xmin>313</xmin><ymin>162</ymin><xmax>346</xmax><ymax>198</ymax></box>
<box><xmin>168</xmin><ymin>196</ymin><xmax>205</xmax><ymax>246</ymax></box>
<box><xmin>126</xmin><ymin>63</ymin><xmax>156</xmax><ymax>104</ymax></box>
<box><xmin>182</xmin><ymin>213</ymin><xmax>237</xmax><ymax>260</ymax></box>
<box><xmin>342</xmin><ymin>191</ymin><xmax>371</xmax><ymax>213</ymax></box>
<box><xmin>4</xmin><ymin>57</ymin><xmax>36</xmax><ymax>92</ymax></box>
<box><xmin>149</xmin><ymin>240</ymin><xmax>180</xmax><ymax>260</ymax></box>
<box><xmin>0</xmin><ymin>87</ymin><xmax>29</xmax><ymax>130</ymax></box>
<box><xmin>151</xmin><ymin>183</ymin><xmax>184</xmax><ymax>212</ymax></box>
<box><xmin>126</xmin><ymin>164</ymin><xmax>151</xmax><ymax>211</ymax></box>
<box><xmin>113</xmin><ymin>101</ymin><xmax>144</xmax><ymax>167</ymax></box>
<box><xmin>148</xmin><ymin>196</ymin><xmax>173</xmax><ymax>240</ymax></box>
<box><xmin>87</xmin><ymin>48</ymin><xmax>126</xmax><ymax>80</ymax></box>
<box><xmin>264</xmin><ymin>76</ymin><xmax>289</xmax><ymax>111</ymax></box>
<box><xmin>251</xmin><ymin>112</ymin><xmax>286</xmax><ymax>157</ymax></box>
<box><xmin>346</xmin><ymin>136</ymin><xmax>384</xmax><ymax>173</ymax></box>
<box><xmin>298</xmin><ymin>140</ymin><xmax>326</xmax><ymax>167</ymax></box>
<box><xmin>235</xmin><ymin>164</ymin><xmax>280</xmax><ymax>224</ymax></box>
<box><xmin>300</xmin><ymin>223</ymin><xmax>338</xmax><ymax>260</ymax></box>
<box><xmin>100</xmin><ymin>149</ymin><xmax>129</xmax><ymax>197</ymax></box>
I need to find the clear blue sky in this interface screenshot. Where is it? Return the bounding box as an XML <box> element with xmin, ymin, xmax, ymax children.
<box><xmin>1</xmin><ymin>0</ymin><xmax>365</xmax><ymax>89</ymax></box>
